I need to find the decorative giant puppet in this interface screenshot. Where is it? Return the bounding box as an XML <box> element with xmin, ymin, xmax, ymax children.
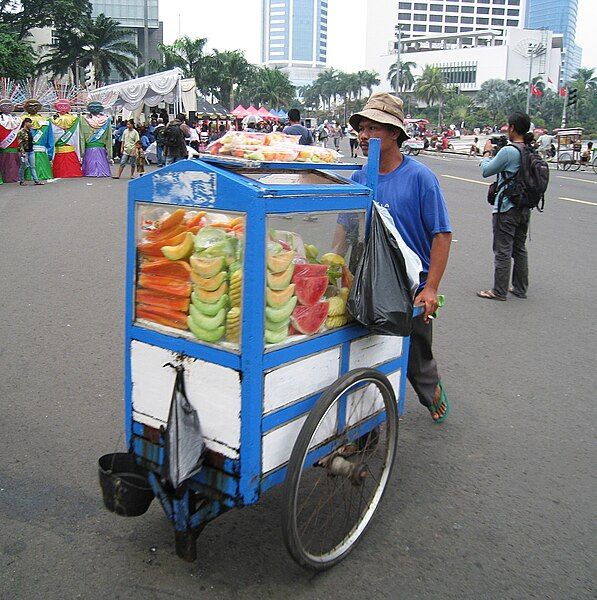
<box><xmin>80</xmin><ymin>101</ymin><xmax>112</xmax><ymax>177</ymax></box>
<box><xmin>21</xmin><ymin>98</ymin><xmax>55</xmax><ymax>181</ymax></box>
<box><xmin>51</xmin><ymin>99</ymin><xmax>83</xmax><ymax>178</ymax></box>
<box><xmin>0</xmin><ymin>80</ymin><xmax>25</xmax><ymax>183</ymax></box>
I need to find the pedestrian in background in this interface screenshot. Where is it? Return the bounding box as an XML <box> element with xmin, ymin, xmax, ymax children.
<box><xmin>347</xmin><ymin>125</ymin><xmax>359</xmax><ymax>157</ymax></box>
<box><xmin>477</xmin><ymin>111</ymin><xmax>534</xmax><ymax>301</ymax></box>
<box><xmin>134</xmin><ymin>140</ymin><xmax>145</xmax><ymax>176</ymax></box>
<box><xmin>283</xmin><ymin>108</ymin><xmax>313</xmax><ymax>145</ymax></box>
<box><xmin>113</xmin><ymin>119</ymin><xmax>139</xmax><ymax>179</ymax></box>
<box><xmin>317</xmin><ymin>121</ymin><xmax>329</xmax><ymax>147</ymax></box>
<box><xmin>331</xmin><ymin>122</ymin><xmax>343</xmax><ymax>151</ymax></box>
<box><xmin>17</xmin><ymin>117</ymin><xmax>42</xmax><ymax>185</ymax></box>
<box><xmin>154</xmin><ymin>118</ymin><xmax>165</xmax><ymax>166</ymax></box>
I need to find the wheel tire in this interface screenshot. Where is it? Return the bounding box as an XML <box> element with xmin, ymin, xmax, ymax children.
<box><xmin>592</xmin><ymin>159</ymin><xmax>597</xmax><ymax>175</ymax></box>
<box><xmin>402</xmin><ymin>145</ymin><xmax>411</xmax><ymax>155</ymax></box>
<box><xmin>569</xmin><ymin>160</ymin><xmax>581</xmax><ymax>172</ymax></box>
<box><xmin>559</xmin><ymin>152</ymin><xmax>572</xmax><ymax>170</ymax></box>
<box><xmin>281</xmin><ymin>368</ymin><xmax>399</xmax><ymax>571</ymax></box>
<box><xmin>412</xmin><ymin>149</ymin><xmax>420</xmax><ymax>156</ymax></box>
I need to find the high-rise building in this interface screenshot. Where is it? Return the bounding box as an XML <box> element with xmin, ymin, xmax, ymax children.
<box><xmin>261</xmin><ymin>0</ymin><xmax>328</xmax><ymax>87</ymax></box>
<box><xmin>91</xmin><ymin>0</ymin><xmax>164</xmax><ymax>83</ymax></box>
<box><xmin>525</xmin><ymin>0</ymin><xmax>582</xmax><ymax>82</ymax></box>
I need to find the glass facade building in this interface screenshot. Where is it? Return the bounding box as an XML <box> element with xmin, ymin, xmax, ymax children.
<box><xmin>525</xmin><ymin>0</ymin><xmax>582</xmax><ymax>82</ymax></box>
<box><xmin>92</xmin><ymin>0</ymin><xmax>159</xmax><ymax>29</ymax></box>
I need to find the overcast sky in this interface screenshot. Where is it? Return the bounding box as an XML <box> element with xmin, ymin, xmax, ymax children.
<box><xmin>160</xmin><ymin>0</ymin><xmax>596</xmax><ymax>72</ymax></box>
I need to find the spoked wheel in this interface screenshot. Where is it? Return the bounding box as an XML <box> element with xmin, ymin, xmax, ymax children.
<box><xmin>592</xmin><ymin>158</ymin><xmax>597</xmax><ymax>175</ymax></box>
<box><xmin>559</xmin><ymin>152</ymin><xmax>572</xmax><ymax>170</ymax></box>
<box><xmin>282</xmin><ymin>368</ymin><xmax>398</xmax><ymax>571</ymax></box>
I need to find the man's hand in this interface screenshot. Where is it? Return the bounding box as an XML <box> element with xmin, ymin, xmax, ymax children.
<box><xmin>415</xmin><ymin>286</ymin><xmax>439</xmax><ymax>323</ymax></box>
<box><xmin>482</xmin><ymin>140</ymin><xmax>493</xmax><ymax>156</ymax></box>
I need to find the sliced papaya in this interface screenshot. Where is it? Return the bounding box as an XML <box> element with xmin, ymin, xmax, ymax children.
<box><xmin>161</xmin><ymin>232</ymin><xmax>195</xmax><ymax>261</ymax></box>
<box><xmin>267</xmin><ymin>250</ymin><xmax>294</xmax><ymax>274</ymax></box>
<box><xmin>189</xmin><ymin>305</ymin><xmax>226</xmax><ymax>330</ymax></box>
<box><xmin>191</xmin><ymin>292</ymin><xmax>229</xmax><ymax>316</ymax></box>
<box><xmin>265</xmin><ymin>328</ymin><xmax>288</xmax><ymax>344</ymax></box>
<box><xmin>265</xmin><ymin>296</ymin><xmax>297</xmax><ymax>323</ymax></box>
<box><xmin>193</xmin><ymin>281</ymin><xmax>228</xmax><ymax>304</ymax></box>
<box><xmin>190</xmin><ymin>255</ymin><xmax>226</xmax><ymax>278</ymax></box>
<box><xmin>266</xmin><ymin>284</ymin><xmax>295</xmax><ymax>308</ymax></box>
<box><xmin>138</xmin><ymin>230</ymin><xmax>188</xmax><ymax>257</ymax></box>
<box><xmin>138</xmin><ymin>274</ymin><xmax>191</xmax><ymax>297</ymax></box>
<box><xmin>146</xmin><ymin>208</ymin><xmax>187</xmax><ymax>238</ymax></box>
<box><xmin>143</xmin><ymin>224</ymin><xmax>187</xmax><ymax>245</ymax></box>
<box><xmin>265</xmin><ymin>317</ymin><xmax>290</xmax><ymax>333</ymax></box>
<box><xmin>136</xmin><ymin>289</ymin><xmax>190</xmax><ymax>312</ymax></box>
<box><xmin>187</xmin><ymin>315</ymin><xmax>225</xmax><ymax>343</ymax></box>
<box><xmin>186</xmin><ymin>211</ymin><xmax>207</xmax><ymax>227</ymax></box>
<box><xmin>190</xmin><ymin>270</ymin><xmax>227</xmax><ymax>291</ymax></box>
<box><xmin>228</xmin><ymin>216</ymin><xmax>244</xmax><ymax>228</ymax></box>
<box><xmin>140</xmin><ymin>259</ymin><xmax>191</xmax><ymax>280</ymax></box>
<box><xmin>136</xmin><ymin>304</ymin><xmax>188</xmax><ymax>330</ymax></box>
<box><xmin>267</xmin><ymin>263</ymin><xmax>295</xmax><ymax>291</ymax></box>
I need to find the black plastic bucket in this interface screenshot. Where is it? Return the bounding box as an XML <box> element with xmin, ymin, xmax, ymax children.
<box><xmin>98</xmin><ymin>452</ymin><xmax>155</xmax><ymax>517</ymax></box>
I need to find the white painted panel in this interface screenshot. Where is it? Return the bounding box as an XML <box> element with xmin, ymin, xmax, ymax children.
<box><xmin>349</xmin><ymin>334</ymin><xmax>403</xmax><ymax>370</ymax></box>
<box><xmin>131</xmin><ymin>341</ymin><xmax>178</xmax><ymax>423</ymax></box>
<box><xmin>263</xmin><ymin>347</ymin><xmax>341</xmax><ymax>414</ymax></box>
<box><xmin>345</xmin><ymin>369</ymin><xmax>401</xmax><ymax>427</ymax></box>
<box><xmin>261</xmin><ymin>408</ymin><xmax>338</xmax><ymax>474</ymax></box>
<box><xmin>387</xmin><ymin>370</ymin><xmax>401</xmax><ymax>401</ymax></box>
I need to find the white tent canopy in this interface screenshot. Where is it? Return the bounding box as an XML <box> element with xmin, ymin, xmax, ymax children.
<box><xmin>89</xmin><ymin>68</ymin><xmax>183</xmax><ymax>111</ymax></box>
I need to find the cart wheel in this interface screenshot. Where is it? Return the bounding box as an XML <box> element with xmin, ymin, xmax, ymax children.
<box><xmin>402</xmin><ymin>145</ymin><xmax>411</xmax><ymax>155</ymax></box>
<box><xmin>569</xmin><ymin>160</ymin><xmax>581</xmax><ymax>172</ymax></box>
<box><xmin>559</xmin><ymin>152</ymin><xmax>572</xmax><ymax>170</ymax></box>
<box><xmin>592</xmin><ymin>158</ymin><xmax>597</xmax><ymax>175</ymax></box>
<box><xmin>281</xmin><ymin>368</ymin><xmax>398</xmax><ymax>571</ymax></box>
<box><xmin>412</xmin><ymin>149</ymin><xmax>420</xmax><ymax>156</ymax></box>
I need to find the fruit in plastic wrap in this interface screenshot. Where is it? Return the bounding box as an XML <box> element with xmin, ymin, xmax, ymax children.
<box><xmin>294</xmin><ymin>275</ymin><xmax>328</xmax><ymax>307</ymax></box>
<box><xmin>136</xmin><ymin>304</ymin><xmax>188</xmax><ymax>330</ymax></box>
<box><xmin>339</xmin><ymin>287</ymin><xmax>350</xmax><ymax>302</ymax></box>
<box><xmin>267</xmin><ymin>249</ymin><xmax>294</xmax><ymax>274</ymax></box>
<box><xmin>161</xmin><ymin>232</ymin><xmax>195</xmax><ymax>261</ymax></box>
<box><xmin>267</xmin><ymin>263</ymin><xmax>294</xmax><ymax>290</ymax></box>
<box><xmin>226</xmin><ymin>307</ymin><xmax>241</xmax><ymax>343</ymax></box>
<box><xmin>293</xmin><ymin>263</ymin><xmax>329</xmax><ymax>279</ymax></box>
<box><xmin>265</xmin><ymin>296</ymin><xmax>298</xmax><ymax>323</ymax></box>
<box><xmin>140</xmin><ymin>259</ymin><xmax>191</xmax><ymax>279</ymax></box>
<box><xmin>229</xmin><ymin>268</ymin><xmax>243</xmax><ymax>307</ymax></box>
<box><xmin>265</xmin><ymin>317</ymin><xmax>290</xmax><ymax>333</ymax></box>
<box><xmin>321</xmin><ymin>253</ymin><xmax>345</xmax><ymax>267</ymax></box>
<box><xmin>145</xmin><ymin>208</ymin><xmax>187</xmax><ymax>238</ymax></box>
<box><xmin>190</xmin><ymin>255</ymin><xmax>226</xmax><ymax>278</ymax></box>
<box><xmin>265</xmin><ymin>328</ymin><xmax>289</xmax><ymax>345</ymax></box>
<box><xmin>190</xmin><ymin>270</ymin><xmax>227</xmax><ymax>291</ymax></box>
<box><xmin>138</xmin><ymin>275</ymin><xmax>191</xmax><ymax>298</ymax></box>
<box><xmin>189</xmin><ymin>305</ymin><xmax>226</xmax><ymax>330</ymax></box>
<box><xmin>327</xmin><ymin>296</ymin><xmax>346</xmax><ymax>317</ymax></box>
<box><xmin>305</xmin><ymin>244</ymin><xmax>319</xmax><ymax>262</ymax></box>
<box><xmin>191</xmin><ymin>292</ymin><xmax>229</xmax><ymax>316</ymax></box>
<box><xmin>187</xmin><ymin>315</ymin><xmax>225</xmax><ymax>343</ymax></box>
<box><xmin>291</xmin><ymin>302</ymin><xmax>329</xmax><ymax>335</ymax></box>
<box><xmin>326</xmin><ymin>314</ymin><xmax>349</xmax><ymax>328</ymax></box>
<box><xmin>266</xmin><ymin>284</ymin><xmax>295</xmax><ymax>308</ymax></box>
<box><xmin>136</xmin><ymin>289</ymin><xmax>190</xmax><ymax>312</ymax></box>
<box><xmin>193</xmin><ymin>282</ymin><xmax>228</xmax><ymax>303</ymax></box>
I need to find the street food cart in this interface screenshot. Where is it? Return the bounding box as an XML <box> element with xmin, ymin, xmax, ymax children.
<box><xmin>99</xmin><ymin>140</ymin><xmax>414</xmax><ymax>571</ymax></box>
<box><xmin>555</xmin><ymin>127</ymin><xmax>583</xmax><ymax>171</ymax></box>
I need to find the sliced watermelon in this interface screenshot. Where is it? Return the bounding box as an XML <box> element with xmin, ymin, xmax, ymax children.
<box><xmin>294</xmin><ymin>275</ymin><xmax>328</xmax><ymax>306</ymax></box>
<box><xmin>293</xmin><ymin>263</ymin><xmax>329</xmax><ymax>280</ymax></box>
<box><xmin>291</xmin><ymin>301</ymin><xmax>329</xmax><ymax>335</ymax></box>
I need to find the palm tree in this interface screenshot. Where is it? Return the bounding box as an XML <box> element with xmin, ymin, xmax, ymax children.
<box><xmin>414</xmin><ymin>66</ymin><xmax>446</xmax><ymax>125</ymax></box>
<box><xmin>39</xmin><ymin>14</ymin><xmax>139</xmax><ymax>83</ymax></box>
<box><xmin>156</xmin><ymin>36</ymin><xmax>207</xmax><ymax>80</ymax></box>
<box><xmin>244</xmin><ymin>67</ymin><xmax>295</xmax><ymax>109</ymax></box>
<box><xmin>358</xmin><ymin>70</ymin><xmax>380</xmax><ymax>97</ymax></box>
<box><xmin>571</xmin><ymin>67</ymin><xmax>597</xmax><ymax>91</ymax></box>
<box><xmin>387</xmin><ymin>60</ymin><xmax>417</xmax><ymax>93</ymax></box>
<box><xmin>199</xmin><ymin>49</ymin><xmax>252</xmax><ymax>109</ymax></box>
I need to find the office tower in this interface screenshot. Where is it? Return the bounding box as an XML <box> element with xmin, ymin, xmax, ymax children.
<box><xmin>261</xmin><ymin>0</ymin><xmax>328</xmax><ymax>87</ymax></box>
<box><xmin>525</xmin><ymin>0</ymin><xmax>582</xmax><ymax>82</ymax></box>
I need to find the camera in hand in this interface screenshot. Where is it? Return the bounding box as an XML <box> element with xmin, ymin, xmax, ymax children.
<box><xmin>489</xmin><ymin>135</ymin><xmax>508</xmax><ymax>156</ymax></box>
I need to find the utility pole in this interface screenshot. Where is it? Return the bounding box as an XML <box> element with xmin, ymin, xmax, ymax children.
<box><xmin>394</xmin><ymin>25</ymin><xmax>402</xmax><ymax>95</ymax></box>
<box><xmin>526</xmin><ymin>42</ymin><xmax>545</xmax><ymax>114</ymax></box>
<box><xmin>143</xmin><ymin>0</ymin><xmax>149</xmax><ymax>77</ymax></box>
<box><xmin>561</xmin><ymin>88</ymin><xmax>568</xmax><ymax>128</ymax></box>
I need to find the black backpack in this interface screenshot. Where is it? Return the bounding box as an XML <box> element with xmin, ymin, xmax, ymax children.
<box><xmin>163</xmin><ymin>123</ymin><xmax>184</xmax><ymax>149</ymax></box>
<box><xmin>500</xmin><ymin>143</ymin><xmax>549</xmax><ymax>212</ymax></box>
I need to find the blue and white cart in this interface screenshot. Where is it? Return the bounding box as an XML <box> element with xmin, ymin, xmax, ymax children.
<box><xmin>112</xmin><ymin>140</ymin><xmax>414</xmax><ymax>570</ymax></box>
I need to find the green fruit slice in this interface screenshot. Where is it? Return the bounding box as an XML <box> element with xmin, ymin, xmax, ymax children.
<box><xmin>187</xmin><ymin>316</ymin><xmax>225</xmax><ymax>343</ymax></box>
<box><xmin>265</xmin><ymin>317</ymin><xmax>290</xmax><ymax>333</ymax></box>
<box><xmin>267</xmin><ymin>250</ymin><xmax>294</xmax><ymax>274</ymax></box>
<box><xmin>190</xmin><ymin>254</ymin><xmax>226</xmax><ymax>278</ymax></box>
<box><xmin>266</xmin><ymin>284</ymin><xmax>295</xmax><ymax>308</ymax></box>
<box><xmin>265</xmin><ymin>296</ymin><xmax>297</xmax><ymax>323</ymax></box>
<box><xmin>191</xmin><ymin>292</ymin><xmax>229</xmax><ymax>316</ymax></box>
<box><xmin>189</xmin><ymin>305</ymin><xmax>226</xmax><ymax>330</ymax></box>
<box><xmin>193</xmin><ymin>282</ymin><xmax>228</xmax><ymax>303</ymax></box>
<box><xmin>191</xmin><ymin>270</ymin><xmax>227</xmax><ymax>291</ymax></box>
<box><xmin>267</xmin><ymin>263</ymin><xmax>294</xmax><ymax>290</ymax></box>
<box><xmin>161</xmin><ymin>232</ymin><xmax>194</xmax><ymax>261</ymax></box>
<box><xmin>265</xmin><ymin>328</ymin><xmax>288</xmax><ymax>344</ymax></box>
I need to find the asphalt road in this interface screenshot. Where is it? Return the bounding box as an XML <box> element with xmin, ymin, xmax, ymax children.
<box><xmin>0</xmin><ymin>147</ymin><xmax>595</xmax><ymax>600</ymax></box>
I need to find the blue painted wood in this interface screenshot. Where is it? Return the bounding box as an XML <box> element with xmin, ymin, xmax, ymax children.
<box><xmin>172</xmin><ymin>490</ymin><xmax>191</xmax><ymax>531</ymax></box>
<box><xmin>198</xmin><ymin>156</ymin><xmax>363</xmax><ymax>171</ymax></box>
<box><xmin>147</xmin><ymin>472</ymin><xmax>173</xmax><ymax>520</ymax></box>
<box><xmin>262</xmin><ymin>392</ymin><xmax>322</xmax><ymax>433</ymax></box>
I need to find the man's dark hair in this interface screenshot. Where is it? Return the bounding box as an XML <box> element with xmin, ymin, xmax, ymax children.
<box><xmin>127</xmin><ymin>119</ymin><xmax>135</xmax><ymax>125</ymax></box>
<box><xmin>508</xmin><ymin>111</ymin><xmax>531</xmax><ymax>136</ymax></box>
<box><xmin>588</xmin><ymin>142</ymin><xmax>593</xmax><ymax>149</ymax></box>
<box><xmin>22</xmin><ymin>117</ymin><xmax>32</xmax><ymax>125</ymax></box>
<box><xmin>288</xmin><ymin>108</ymin><xmax>301</xmax><ymax>122</ymax></box>
<box><xmin>176</xmin><ymin>113</ymin><xmax>187</xmax><ymax>123</ymax></box>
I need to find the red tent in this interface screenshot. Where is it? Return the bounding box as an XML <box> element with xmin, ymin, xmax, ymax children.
<box><xmin>246</xmin><ymin>105</ymin><xmax>259</xmax><ymax>115</ymax></box>
<box><xmin>257</xmin><ymin>106</ymin><xmax>273</xmax><ymax>118</ymax></box>
<box><xmin>232</xmin><ymin>104</ymin><xmax>248</xmax><ymax>117</ymax></box>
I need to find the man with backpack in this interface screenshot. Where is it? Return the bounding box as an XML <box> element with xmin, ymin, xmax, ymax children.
<box><xmin>163</xmin><ymin>115</ymin><xmax>188</xmax><ymax>165</ymax></box>
<box><xmin>477</xmin><ymin>111</ymin><xmax>549</xmax><ymax>301</ymax></box>
<box><xmin>153</xmin><ymin>117</ymin><xmax>166</xmax><ymax>166</ymax></box>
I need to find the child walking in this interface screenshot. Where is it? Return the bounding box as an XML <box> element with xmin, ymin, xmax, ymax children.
<box><xmin>134</xmin><ymin>140</ymin><xmax>146</xmax><ymax>176</ymax></box>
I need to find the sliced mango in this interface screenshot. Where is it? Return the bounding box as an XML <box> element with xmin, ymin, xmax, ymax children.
<box><xmin>266</xmin><ymin>284</ymin><xmax>295</xmax><ymax>308</ymax></box>
<box><xmin>190</xmin><ymin>254</ymin><xmax>226</xmax><ymax>278</ymax></box>
<box><xmin>191</xmin><ymin>270</ymin><xmax>227</xmax><ymax>291</ymax></box>
<box><xmin>161</xmin><ymin>232</ymin><xmax>194</xmax><ymax>261</ymax></box>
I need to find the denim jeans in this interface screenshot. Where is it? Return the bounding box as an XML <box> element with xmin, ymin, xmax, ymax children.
<box><xmin>19</xmin><ymin>151</ymin><xmax>39</xmax><ymax>183</ymax></box>
<box><xmin>492</xmin><ymin>208</ymin><xmax>530</xmax><ymax>298</ymax></box>
<box><xmin>156</xmin><ymin>144</ymin><xmax>164</xmax><ymax>165</ymax></box>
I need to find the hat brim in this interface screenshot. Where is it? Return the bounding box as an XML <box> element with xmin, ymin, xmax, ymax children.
<box><xmin>349</xmin><ymin>109</ymin><xmax>409</xmax><ymax>147</ymax></box>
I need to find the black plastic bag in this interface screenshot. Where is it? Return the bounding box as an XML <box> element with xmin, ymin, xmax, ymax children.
<box><xmin>346</xmin><ymin>205</ymin><xmax>413</xmax><ymax>336</ymax></box>
<box><xmin>164</xmin><ymin>364</ymin><xmax>205</xmax><ymax>489</ymax></box>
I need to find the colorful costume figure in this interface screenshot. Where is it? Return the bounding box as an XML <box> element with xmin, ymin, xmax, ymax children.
<box><xmin>0</xmin><ymin>98</ymin><xmax>23</xmax><ymax>183</ymax></box>
<box><xmin>21</xmin><ymin>99</ymin><xmax>54</xmax><ymax>181</ymax></box>
<box><xmin>81</xmin><ymin>101</ymin><xmax>112</xmax><ymax>177</ymax></box>
<box><xmin>51</xmin><ymin>99</ymin><xmax>82</xmax><ymax>178</ymax></box>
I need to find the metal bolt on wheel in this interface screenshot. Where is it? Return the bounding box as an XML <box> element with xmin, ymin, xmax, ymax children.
<box><xmin>281</xmin><ymin>368</ymin><xmax>399</xmax><ymax>571</ymax></box>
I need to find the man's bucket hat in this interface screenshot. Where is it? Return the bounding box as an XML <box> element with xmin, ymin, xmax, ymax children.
<box><xmin>349</xmin><ymin>92</ymin><xmax>409</xmax><ymax>147</ymax></box>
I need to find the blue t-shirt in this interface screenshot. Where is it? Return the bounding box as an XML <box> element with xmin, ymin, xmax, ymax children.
<box><xmin>348</xmin><ymin>155</ymin><xmax>452</xmax><ymax>274</ymax></box>
<box><xmin>283</xmin><ymin>124</ymin><xmax>313</xmax><ymax>146</ymax></box>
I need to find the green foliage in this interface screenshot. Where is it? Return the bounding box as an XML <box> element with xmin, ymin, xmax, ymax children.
<box><xmin>155</xmin><ymin>37</ymin><xmax>207</xmax><ymax>78</ymax></box>
<box><xmin>240</xmin><ymin>67</ymin><xmax>295</xmax><ymax>110</ymax></box>
<box><xmin>0</xmin><ymin>25</ymin><xmax>36</xmax><ymax>78</ymax></box>
<box><xmin>387</xmin><ymin>60</ymin><xmax>417</xmax><ymax>93</ymax></box>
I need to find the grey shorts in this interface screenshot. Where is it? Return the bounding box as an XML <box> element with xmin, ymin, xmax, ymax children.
<box><xmin>120</xmin><ymin>153</ymin><xmax>135</xmax><ymax>166</ymax></box>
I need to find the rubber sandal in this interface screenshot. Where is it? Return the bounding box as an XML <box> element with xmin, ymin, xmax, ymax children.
<box><xmin>508</xmin><ymin>287</ymin><xmax>527</xmax><ymax>299</ymax></box>
<box><xmin>429</xmin><ymin>382</ymin><xmax>450</xmax><ymax>424</ymax></box>
<box><xmin>477</xmin><ymin>290</ymin><xmax>506</xmax><ymax>301</ymax></box>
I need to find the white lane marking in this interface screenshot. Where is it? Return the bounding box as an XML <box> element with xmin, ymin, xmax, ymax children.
<box><xmin>559</xmin><ymin>197</ymin><xmax>597</xmax><ymax>206</ymax></box>
<box><xmin>556</xmin><ymin>175</ymin><xmax>597</xmax><ymax>185</ymax></box>
<box><xmin>442</xmin><ymin>174</ymin><xmax>490</xmax><ymax>186</ymax></box>
<box><xmin>421</xmin><ymin>154</ymin><xmax>455</xmax><ymax>162</ymax></box>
